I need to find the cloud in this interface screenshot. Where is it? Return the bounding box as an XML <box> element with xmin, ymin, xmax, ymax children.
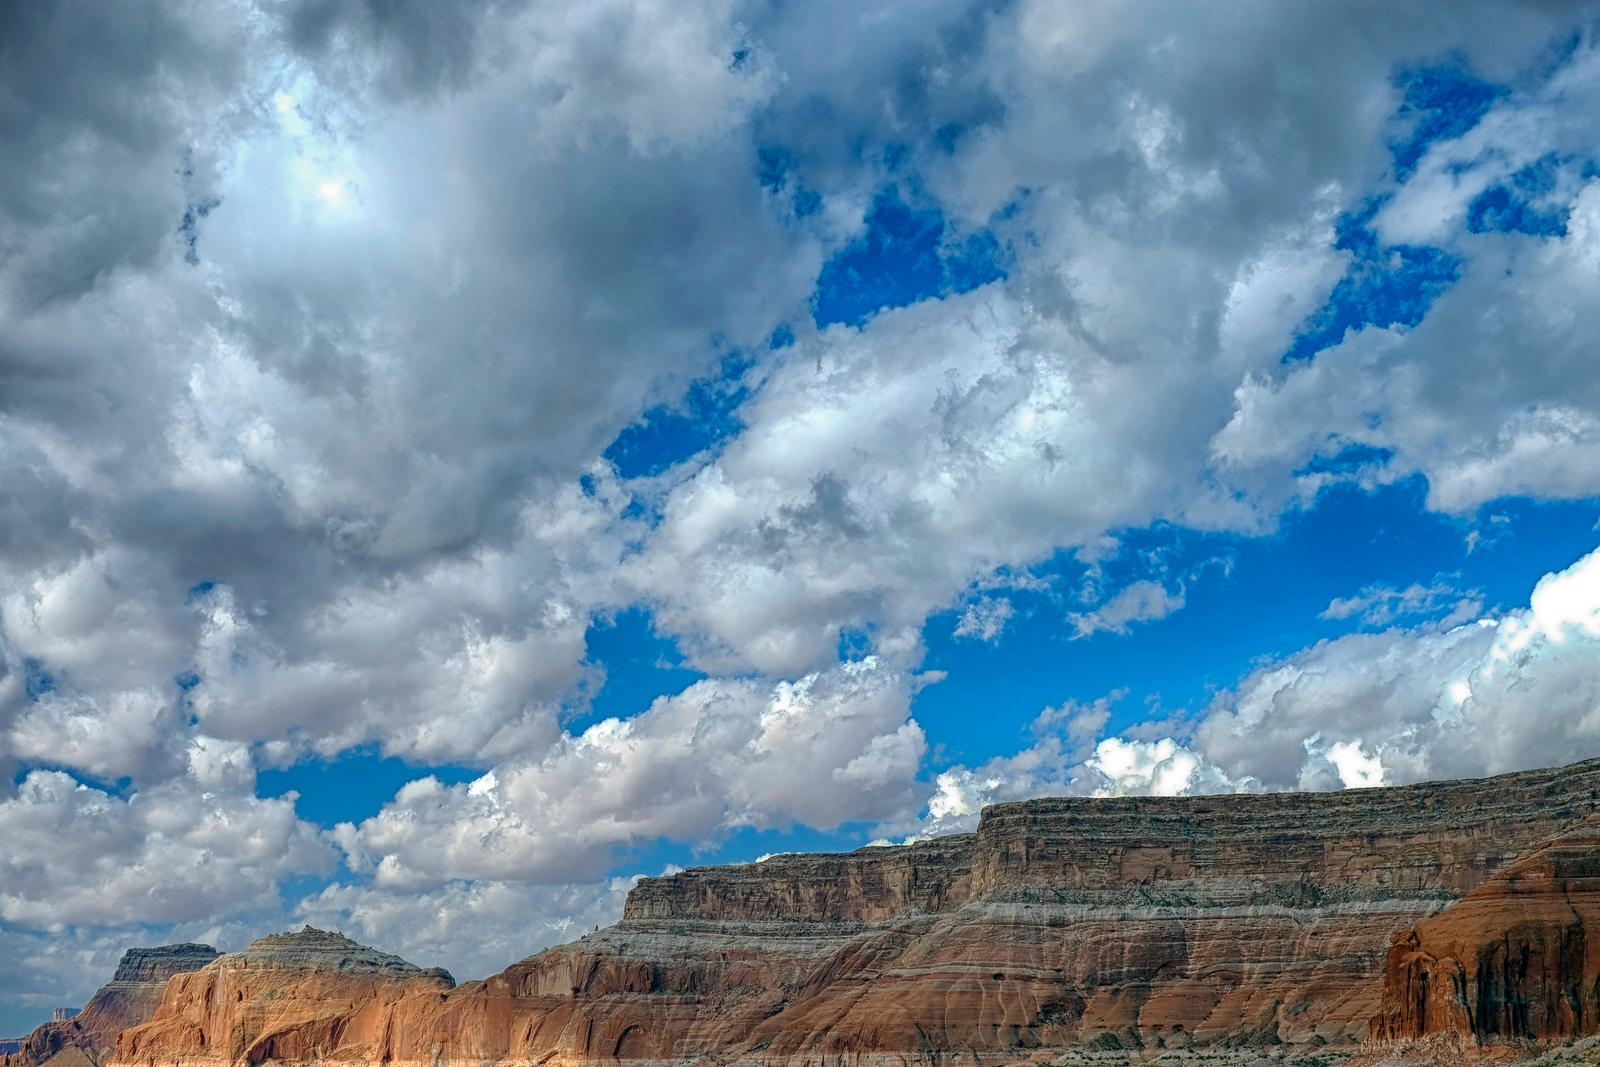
<box><xmin>1211</xmin><ymin>46</ymin><xmax>1600</xmax><ymax>514</ymax></box>
<box><xmin>923</xmin><ymin>543</ymin><xmax>1600</xmax><ymax>815</ymax></box>
<box><xmin>1321</xmin><ymin>577</ymin><xmax>1483</xmax><ymax>628</ymax></box>
<box><xmin>953</xmin><ymin>596</ymin><xmax>1014</xmax><ymax>642</ymax></box>
<box><xmin>0</xmin><ymin>916</ymin><xmax>271</xmax><ymax>1037</ymax></box>
<box><xmin>1069</xmin><ymin>580</ymin><xmax>1187</xmax><ymax>638</ymax></box>
<box><xmin>624</xmin><ymin>284</ymin><xmax>1260</xmax><ymax>676</ymax></box>
<box><xmin>0</xmin><ymin>0</ymin><xmax>816</xmax><ymax>797</ymax></box>
<box><xmin>0</xmin><ymin>742</ymin><xmax>333</xmax><ymax>928</ymax></box>
<box><xmin>7</xmin><ymin>0</ymin><xmax>1597</xmax><ymax>802</ymax></box>
<box><xmin>333</xmin><ymin>658</ymin><xmax>927</xmax><ymax>887</ymax></box>
<box><xmin>626</xmin><ymin>8</ymin><xmax>1600</xmax><ymax>679</ymax></box>
<box><xmin>1083</xmin><ymin>736</ymin><xmax>1229</xmax><ymax>797</ymax></box>
<box><xmin>1</xmin><ymin>551</ymin><xmax>190</xmax><ymax>782</ymax></box>
<box><xmin>0</xmin><ymin>1</ymin><xmax>263</xmax><ymax>312</ymax></box>
<box><xmin>915</xmin><ymin>692</ymin><xmax>1166</xmax><ymax>838</ymax></box>
<box><xmin>1195</xmin><ymin>543</ymin><xmax>1600</xmax><ymax>790</ymax></box>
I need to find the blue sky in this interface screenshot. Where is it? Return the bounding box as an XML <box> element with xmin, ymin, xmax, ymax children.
<box><xmin>4</xmin><ymin>0</ymin><xmax>1600</xmax><ymax>1034</ymax></box>
<box><xmin>254</xmin><ymin>49</ymin><xmax>1600</xmax><ymax>854</ymax></box>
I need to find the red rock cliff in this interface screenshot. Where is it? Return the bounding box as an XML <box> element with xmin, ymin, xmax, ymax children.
<box><xmin>114</xmin><ymin>928</ymin><xmax>453</xmax><ymax>1067</ymax></box>
<box><xmin>1371</xmin><ymin>815</ymin><xmax>1600</xmax><ymax>1044</ymax></box>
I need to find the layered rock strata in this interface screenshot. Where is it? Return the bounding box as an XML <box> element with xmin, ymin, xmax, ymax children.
<box><xmin>1371</xmin><ymin>815</ymin><xmax>1600</xmax><ymax>1044</ymax></box>
<box><xmin>114</xmin><ymin>929</ymin><xmax>453</xmax><ymax>1066</ymax></box>
<box><xmin>2</xmin><ymin>945</ymin><xmax>218</xmax><ymax>1067</ymax></box>
<box><xmin>110</xmin><ymin>757</ymin><xmax>1600</xmax><ymax>1066</ymax></box>
<box><xmin>623</xmin><ymin>832</ymin><xmax>975</xmax><ymax>922</ymax></box>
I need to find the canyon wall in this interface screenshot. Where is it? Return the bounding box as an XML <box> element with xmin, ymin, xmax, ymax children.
<box><xmin>969</xmin><ymin>758</ymin><xmax>1600</xmax><ymax>897</ymax></box>
<box><xmin>622</xmin><ymin>832</ymin><xmax>976</xmax><ymax>922</ymax></box>
<box><xmin>106</xmin><ymin>757</ymin><xmax>1600</xmax><ymax>1067</ymax></box>
<box><xmin>621</xmin><ymin>755</ymin><xmax>1600</xmax><ymax>929</ymax></box>
<box><xmin>2</xmin><ymin>945</ymin><xmax>219</xmax><ymax>1067</ymax></box>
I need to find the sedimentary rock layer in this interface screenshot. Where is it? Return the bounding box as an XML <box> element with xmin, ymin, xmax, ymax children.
<box><xmin>1</xmin><ymin>945</ymin><xmax>218</xmax><ymax>1067</ymax></box>
<box><xmin>110</xmin><ymin>758</ymin><xmax>1600</xmax><ymax>1066</ymax></box>
<box><xmin>625</xmin><ymin>756</ymin><xmax>1600</xmax><ymax>930</ymax></box>
<box><xmin>623</xmin><ymin>832</ymin><xmax>975</xmax><ymax>922</ymax></box>
<box><xmin>114</xmin><ymin>929</ymin><xmax>453</xmax><ymax>1067</ymax></box>
<box><xmin>970</xmin><ymin>760</ymin><xmax>1600</xmax><ymax>897</ymax></box>
<box><xmin>1371</xmin><ymin>815</ymin><xmax>1600</xmax><ymax>1043</ymax></box>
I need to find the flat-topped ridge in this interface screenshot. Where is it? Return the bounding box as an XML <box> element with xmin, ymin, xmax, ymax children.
<box><xmin>626</xmin><ymin>756</ymin><xmax>1600</xmax><ymax>923</ymax></box>
<box><xmin>981</xmin><ymin>754</ymin><xmax>1600</xmax><ymax>825</ymax></box>
<box><xmin>974</xmin><ymin>755</ymin><xmax>1600</xmax><ymax>896</ymax></box>
<box><xmin>624</xmin><ymin>831</ymin><xmax>976</xmax><ymax>922</ymax></box>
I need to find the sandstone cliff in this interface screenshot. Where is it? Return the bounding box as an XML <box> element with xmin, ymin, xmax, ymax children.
<box><xmin>114</xmin><ymin>928</ymin><xmax>453</xmax><ymax>1067</ymax></box>
<box><xmin>1371</xmin><ymin>814</ymin><xmax>1600</xmax><ymax>1044</ymax></box>
<box><xmin>2</xmin><ymin>945</ymin><xmax>218</xmax><ymax>1067</ymax></box>
<box><xmin>623</xmin><ymin>832</ymin><xmax>974</xmax><ymax>922</ymax></box>
<box><xmin>108</xmin><ymin>757</ymin><xmax>1600</xmax><ymax>1067</ymax></box>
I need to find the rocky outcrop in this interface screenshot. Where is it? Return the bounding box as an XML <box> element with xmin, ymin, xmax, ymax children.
<box><xmin>1</xmin><ymin>945</ymin><xmax>218</xmax><ymax>1067</ymax></box>
<box><xmin>114</xmin><ymin>928</ymin><xmax>453</xmax><ymax>1067</ymax></box>
<box><xmin>623</xmin><ymin>832</ymin><xmax>975</xmax><ymax>922</ymax></box>
<box><xmin>105</xmin><ymin>947</ymin><xmax>224</xmax><ymax>986</ymax></box>
<box><xmin>107</xmin><ymin>757</ymin><xmax>1600</xmax><ymax>1066</ymax></box>
<box><xmin>1371</xmin><ymin>815</ymin><xmax>1600</xmax><ymax>1044</ymax></box>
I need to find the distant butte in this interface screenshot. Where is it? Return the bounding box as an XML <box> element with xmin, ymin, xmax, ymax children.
<box><xmin>1</xmin><ymin>944</ymin><xmax>217</xmax><ymax>1067</ymax></box>
<box><xmin>13</xmin><ymin>757</ymin><xmax>1600</xmax><ymax>1066</ymax></box>
<box><xmin>114</xmin><ymin>927</ymin><xmax>454</xmax><ymax>1067</ymax></box>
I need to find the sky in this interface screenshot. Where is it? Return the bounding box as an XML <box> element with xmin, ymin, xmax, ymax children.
<box><xmin>4</xmin><ymin>0</ymin><xmax>1600</xmax><ymax>1033</ymax></box>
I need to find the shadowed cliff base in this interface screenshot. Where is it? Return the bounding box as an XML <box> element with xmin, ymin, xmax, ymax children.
<box><xmin>19</xmin><ymin>757</ymin><xmax>1600</xmax><ymax>1067</ymax></box>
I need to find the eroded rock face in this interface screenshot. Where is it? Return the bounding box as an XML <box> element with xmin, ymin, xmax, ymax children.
<box><xmin>113</xmin><ymin>928</ymin><xmax>454</xmax><ymax>1067</ymax></box>
<box><xmin>106</xmin><ymin>947</ymin><xmax>222</xmax><ymax>986</ymax></box>
<box><xmin>1371</xmin><ymin>816</ymin><xmax>1600</xmax><ymax>1044</ymax></box>
<box><xmin>1</xmin><ymin>945</ymin><xmax>219</xmax><ymax>1067</ymax></box>
<box><xmin>107</xmin><ymin>758</ymin><xmax>1600</xmax><ymax>1066</ymax></box>
<box><xmin>623</xmin><ymin>832</ymin><xmax>975</xmax><ymax>922</ymax></box>
<box><xmin>970</xmin><ymin>772</ymin><xmax>1595</xmax><ymax>897</ymax></box>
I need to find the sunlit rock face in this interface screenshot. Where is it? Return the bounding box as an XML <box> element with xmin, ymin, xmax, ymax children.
<box><xmin>113</xmin><ymin>928</ymin><xmax>453</xmax><ymax>1067</ymax></box>
<box><xmin>1</xmin><ymin>945</ymin><xmax>219</xmax><ymax>1067</ymax></box>
<box><xmin>109</xmin><ymin>759</ymin><xmax>1600</xmax><ymax>1066</ymax></box>
<box><xmin>1372</xmin><ymin>814</ymin><xmax>1600</xmax><ymax>1045</ymax></box>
